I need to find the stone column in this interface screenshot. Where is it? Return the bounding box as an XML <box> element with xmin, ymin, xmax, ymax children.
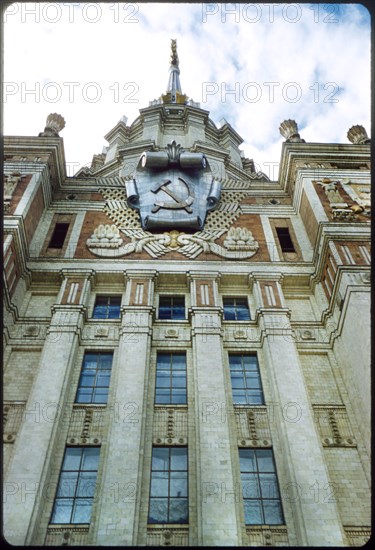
<box><xmin>3</xmin><ymin>271</ymin><xmax>94</xmax><ymax>546</ymax></box>
<box><xmin>252</xmin><ymin>273</ymin><xmax>346</xmax><ymax>546</ymax></box>
<box><xmin>95</xmin><ymin>270</ymin><xmax>157</xmax><ymax>545</ymax></box>
<box><xmin>189</xmin><ymin>272</ymin><xmax>240</xmax><ymax>546</ymax></box>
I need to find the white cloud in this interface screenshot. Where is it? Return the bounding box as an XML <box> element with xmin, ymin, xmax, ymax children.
<box><xmin>3</xmin><ymin>2</ymin><xmax>371</xmax><ymax>177</ymax></box>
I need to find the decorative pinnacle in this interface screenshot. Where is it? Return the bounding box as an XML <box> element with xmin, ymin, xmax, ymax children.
<box><xmin>170</xmin><ymin>38</ymin><xmax>179</xmax><ymax>67</ymax></box>
<box><xmin>279</xmin><ymin>119</ymin><xmax>305</xmax><ymax>143</ymax></box>
<box><xmin>347</xmin><ymin>125</ymin><xmax>370</xmax><ymax>145</ymax></box>
<box><xmin>38</xmin><ymin>113</ymin><xmax>65</xmax><ymax>137</ymax></box>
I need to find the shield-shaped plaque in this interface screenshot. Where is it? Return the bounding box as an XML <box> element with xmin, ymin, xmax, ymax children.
<box><xmin>125</xmin><ymin>141</ymin><xmax>221</xmax><ymax>230</ymax></box>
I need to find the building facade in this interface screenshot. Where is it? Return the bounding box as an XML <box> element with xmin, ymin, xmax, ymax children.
<box><xmin>3</xmin><ymin>42</ymin><xmax>371</xmax><ymax>546</ymax></box>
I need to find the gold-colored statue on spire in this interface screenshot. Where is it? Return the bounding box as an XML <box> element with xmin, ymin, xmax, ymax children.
<box><xmin>170</xmin><ymin>39</ymin><xmax>179</xmax><ymax>66</ymax></box>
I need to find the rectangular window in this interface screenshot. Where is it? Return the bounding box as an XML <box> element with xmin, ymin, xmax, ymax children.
<box><xmin>275</xmin><ymin>227</ymin><xmax>295</xmax><ymax>253</ymax></box>
<box><xmin>48</xmin><ymin>223</ymin><xmax>70</xmax><ymax>249</ymax></box>
<box><xmin>158</xmin><ymin>296</ymin><xmax>185</xmax><ymax>320</ymax></box>
<box><xmin>239</xmin><ymin>448</ymin><xmax>284</xmax><ymax>525</ymax></box>
<box><xmin>93</xmin><ymin>295</ymin><xmax>121</xmax><ymax>319</ymax></box>
<box><xmin>75</xmin><ymin>352</ymin><xmax>113</xmax><ymax>404</ymax></box>
<box><xmin>50</xmin><ymin>447</ymin><xmax>100</xmax><ymax>524</ymax></box>
<box><xmin>155</xmin><ymin>352</ymin><xmax>187</xmax><ymax>405</ymax></box>
<box><xmin>223</xmin><ymin>297</ymin><xmax>251</xmax><ymax>321</ymax></box>
<box><xmin>148</xmin><ymin>447</ymin><xmax>188</xmax><ymax>524</ymax></box>
<box><xmin>229</xmin><ymin>354</ymin><xmax>264</xmax><ymax>405</ymax></box>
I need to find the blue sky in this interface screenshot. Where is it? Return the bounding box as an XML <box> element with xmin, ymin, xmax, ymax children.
<box><xmin>3</xmin><ymin>2</ymin><xmax>371</xmax><ymax>179</ymax></box>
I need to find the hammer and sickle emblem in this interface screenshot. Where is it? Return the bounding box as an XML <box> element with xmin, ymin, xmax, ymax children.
<box><xmin>151</xmin><ymin>177</ymin><xmax>194</xmax><ymax>213</ymax></box>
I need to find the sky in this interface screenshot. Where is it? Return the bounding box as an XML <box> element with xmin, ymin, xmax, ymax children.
<box><xmin>3</xmin><ymin>2</ymin><xmax>371</xmax><ymax>179</ymax></box>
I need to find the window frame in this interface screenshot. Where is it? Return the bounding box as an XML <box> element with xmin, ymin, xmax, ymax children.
<box><xmin>92</xmin><ymin>295</ymin><xmax>122</xmax><ymax>319</ymax></box>
<box><xmin>229</xmin><ymin>353</ymin><xmax>264</xmax><ymax>405</ymax></box>
<box><xmin>75</xmin><ymin>351</ymin><xmax>113</xmax><ymax>404</ymax></box>
<box><xmin>158</xmin><ymin>295</ymin><xmax>186</xmax><ymax>321</ymax></box>
<box><xmin>148</xmin><ymin>446</ymin><xmax>189</xmax><ymax>524</ymax></box>
<box><xmin>50</xmin><ymin>446</ymin><xmax>100</xmax><ymax>525</ymax></box>
<box><xmin>223</xmin><ymin>296</ymin><xmax>251</xmax><ymax>321</ymax></box>
<box><xmin>155</xmin><ymin>352</ymin><xmax>187</xmax><ymax>405</ymax></box>
<box><xmin>239</xmin><ymin>448</ymin><xmax>284</xmax><ymax>526</ymax></box>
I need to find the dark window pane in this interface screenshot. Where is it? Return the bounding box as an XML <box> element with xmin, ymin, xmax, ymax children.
<box><xmin>256</xmin><ymin>450</ymin><xmax>275</xmax><ymax>472</ymax></box>
<box><xmin>171</xmin><ymin>390</ymin><xmax>187</xmax><ymax>404</ymax></box>
<box><xmin>232</xmin><ymin>390</ymin><xmax>247</xmax><ymax>404</ymax></box>
<box><xmin>80</xmin><ymin>374</ymin><xmax>95</xmax><ymax>387</ymax></box>
<box><xmin>224</xmin><ymin>305</ymin><xmax>236</xmax><ymax>320</ymax></box>
<box><xmin>159</xmin><ymin>297</ymin><xmax>172</xmax><ymax>319</ymax></box>
<box><xmin>157</xmin><ymin>353</ymin><xmax>170</xmax><ymax>368</ymax></box>
<box><xmin>76</xmin><ymin>473</ymin><xmax>97</xmax><ymax>497</ymax></box>
<box><xmin>235</xmin><ymin>299</ymin><xmax>251</xmax><ymax>320</ymax></box>
<box><xmin>72</xmin><ymin>499</ymin><xmax>92</xmax><ymax>523</ymax></box>
<box><xmin>155</xmin><ymin>390</ymin><xmax>171</xmax><ymax>404</ymax></box>
<box><xmin>92</xmin><ymin>388</ymin><xmax>108</xmax><ymax>404</ymax></box>
<box><xmin>259</xmin><ymin>474</ymin><xmax>279</xmax><ymax>499</ymax></box>
<box><xmin>169</xmin><ymin>498</ymin><xmax>188</xmax><ymax>523</ymax></box>
<box><xmin>76</xmin><ymin>388</ymin><xmax>93</xmax><ymax>403</ymax></box>
<box><xmin>83</xmin><ymin>354</ymin><xmax>98</xmax><ymax>368</ymax></box>
<box><xmin>51</xmin><ymin>499</ymin><xmax>74</xmax><ymax>523</ymax></box>
<box><xmin>239</xmin><ymin>449</ymin><xmax>255</xmax><ymax>472</ymax></box>
<box><xmin>276</xmin><ymin>227</ymin><xmax>295</xmax><ymax>252</ymax></box>
<box><xmin>81</xmin><ymin>448</ymin><xmax>100</xmax><ymax>470</ymax></box>
<box><xmin>156</xmin><ymin>372</ymin><xmax>171</xmax><ymax>387</ymax></box>
<box><xmin>231</xmin><ymin>372</ymin><xmax>245</xmax><ymax>388</ymax></box>
<box><xmin>171</xmin><ymin>354</ymin><xmax>186</xmax><ymax>369</ymax></box>
<box><xmin>99</xmin><ymin>353</ymin><xmax>113</xmax><ymax>367</ymax></box>
<box><xmin>152</xmin><ymin>448</ymin><xmax>169</xmax><ymax>471</ymax></box>
<box><xmin>245</xmin><ymin>374</ymin><xmax>261</xmax><ymax>389</ymax></box>
<box><xmin>108</xmin><ymin>306</ymin><xmax>121</xmax><ymax>319</ymax></box>
<box><xmin>62</xmin><ymin>448</ymin><xmax>82</xmax><ymax>470</ymax></box>
<box><xmin>229</xmin><ymin>355</ymin><xmax>242</xmax><ymax>370</ymax></box>
<box><xmin>170</xmin><ymin>472</ymin><xmax>188</xmax><ymax>497</ymax></box>
<box><xmin>96</xmin><ymin>373</ymin><xmax>111</xmax><ymax>387</ymax></box>
<box><xmin>170</xmin><ymin>448</ymin><xmax>187</xmax><ymax>471</ymax></box>
<box><xmin>171</xmin><ymin>372</ymin><xmax>186</xmax><ymax>388</ymax></box>
<box><xmin>243</xmin><ymin>355</ymin><xmax>258</xmax><ymax>370</ymax></box>
<box><xmin>57</xmin><ymin>472</ymin><xmax>78</xmax><ymax>498</ymax></box>
<box><xmin>151</xmin><ymin>472</ymin><xmax>169</xmax><ymax>497</ymax></box>
<box><xmin>242</xmin><ymin>474</ymin><xmax>260</xmax><ymax>499</ymax></box>
<box><xmin>263</xmin><ymin>501</ymin><xmax>284</xmax><ymax>524</ymax></box>
<box><xmin>149</xmin><ymin>498</ymin><xmax>168</xmax><ymax>523</ymax></box>
<box><xmin>48</xmin><ymin>223</ymin><xmax>69</xmax><ymax>248</ymax></box>
<box><xmin>244</xmin><ymin>500</ymin><xmax>263</xmax><ymax>524</ymax></box>
<box><xmin>93</xmin><ymin>306</ymin><xmax>107</xmax><ymax>319</ymax></box>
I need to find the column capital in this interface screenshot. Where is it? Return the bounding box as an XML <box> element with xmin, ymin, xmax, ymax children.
<box><xmin>124</xmin><ymin>269</ymin><xmax>159</xmax><ymax>282</ymax></box>
<box><xmin>248</xmin><ymin>272</ymin><xmax>285</xmax><ymax>285</ymax></box>
<box><xmin>186</xmin><ymin>270</ymin><xmax>221</xmax><ymax>283</ymax></box>
<box><xmin>59</xmin><ymin>268</ymin><xmax>96</xmax><ymax>282</ymax></box>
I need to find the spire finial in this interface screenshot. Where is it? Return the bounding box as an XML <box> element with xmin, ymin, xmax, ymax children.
<box><xmin>170</xmin><ymin>38</ymin><xmax>179</xmax><ymax>67</ymax></box>
<box><xmin>159</xmin><ymin>39</ymin><xmax>190</xmax><ymax>105</ymax></box>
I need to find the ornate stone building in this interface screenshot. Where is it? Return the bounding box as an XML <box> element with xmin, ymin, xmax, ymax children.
<box><xmin>3</xmin><ymin>41</ymin><xmax>371</xmax><ymax>546</ymax></box>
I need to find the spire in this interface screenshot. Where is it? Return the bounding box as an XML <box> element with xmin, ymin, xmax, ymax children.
<box><xmin>166</xmin><ymin>39</ymin><xmax>182</xmax><ymax>99</ymax></box>
<box><xmin>161</xmin><ymin>39</ymin><xmax>188</xmax><ymax>105</ymax></box>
